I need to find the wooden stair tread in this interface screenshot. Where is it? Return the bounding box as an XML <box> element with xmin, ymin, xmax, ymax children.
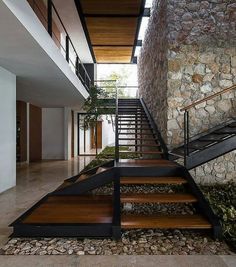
<box><xmin>118</xmin><ymin>128</ymin><xmax>152</xmax><ymax>130</ymax></box>
<box><xmin>118</xmin><ymin>144</ymin><xmax>160</xmax><ymax>147</ymax></box>
<box><xmin>118</xmin><ymin>116</ymin><xmax>147</xmax><ymax>118</ymax></box>
<box><xmin>118</xmin><ymin>159</ymin><xmax>178</xmax><ymax>166</ymax></box>
<box><xmin>118</xmin><ymin>123</ymin><xmax>149</xmax><ymax>125</ymax></box>
<box><xmin>121</xmin><ymin>215</ymin><xmax>212</xmax><ymax>229</ymax></box>
<box><xmin>120</xmin><ymin>176</ymin><xmax>187</xmax><ymax>185</ymax></box>
<box><xmin>119</xmin><ymin>133</ymin><xmax>155</xmax><ymax>135</ymax></box>
<box><xmin>23</xmin><ymin>195</ymin><xmax>113</xmax><ymax>224</ymax></box>
<box><xmin>118</xmin><ymin>138</ymin><xmax>157</xmax><ymax>141</ymax></box>
<box><xmin>121</xmin><ymin>193</ymin><xmax>197</xmax><ymax>203</ymax></box>
<box><xmin>119</xmin><ymin>151</ymin><xmax>162</xmax><ymax>154</ymax></box>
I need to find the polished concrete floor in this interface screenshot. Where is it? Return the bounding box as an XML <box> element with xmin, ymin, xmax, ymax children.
<box><xmin>0</xmin><ymin>158</ymin><xmax>236</xmax><ymax>266</ymax></box>
<box><xmin>0</xmin><ymin>255</ymin><xmax>235</xmax><ymax>267</ymax></box>
<box><xmin>0</xmin><ymin>157</ymin><xmax>94</xmax><ymax>247</ymax></box>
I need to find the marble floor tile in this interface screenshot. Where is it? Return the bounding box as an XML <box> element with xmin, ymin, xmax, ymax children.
<box><xmin>0</xmin><ymin>157</ymin><xmax>94</xmax><ymax>247</ymax></box>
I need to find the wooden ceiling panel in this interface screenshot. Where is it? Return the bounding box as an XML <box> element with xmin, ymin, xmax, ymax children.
<box><xmin>80</xmin><ymin>0</ymin><xmax>142</xmax><ymax>15</ymax></box>
<box><xmin>86</xmin><ymin>17</ymin><xmax>137</xmax><ymax>46</ymax></box>
<box><xmin>77</xmin><ymin>0</ymin><xmax>145</xmax><ymax>63</ymax></box>
<box><xmin>93</xmin><ymin>46</ymin><xmax>133</xmax><ymax>63</ymax></box>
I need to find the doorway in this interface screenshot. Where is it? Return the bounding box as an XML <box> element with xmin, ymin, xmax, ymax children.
<box><xmin>90</xmin><ymin>121</ymin><xmax>102</xmax><ymax>149</ymax></box>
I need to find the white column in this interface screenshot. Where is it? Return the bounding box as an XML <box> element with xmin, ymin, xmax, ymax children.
<box><xmin>0</xmin><ymin>67</ymin><xmax>16</xmax><ymax>193</ymax></box>
<box><xmin>42</xmin><ymin>108</ymin><xmax>65</xmax><ymax>160</ymax></box>
<box><xmin>74</xmin><ymin>111</ymin><xmax>78</xmax><ymax>157</ymax></box>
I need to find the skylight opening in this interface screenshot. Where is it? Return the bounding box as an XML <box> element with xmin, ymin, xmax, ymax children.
<box><xmin>145</xmin><ymin>0</ymin><xmax>153</xmax><ymax>8</ymax></box>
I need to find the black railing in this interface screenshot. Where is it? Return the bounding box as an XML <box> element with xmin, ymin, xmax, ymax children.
<box><xmin>94</xmin><ymin>80</ymin><xmax>120</xmax><ymax>162</ymax></box>
<box><xmin>29</xmin><ymin>0</ymin><xmax>92</xmax><ymax>91</ymax></box>
<box><xmin>180</xmin><ymin>84</ymin><xmax>236</xmax><ymax>166</ymax></box>
<box><xmin>115</xmin><ymin>84</ymin><xmax>119</xmax><ymax>162</ymax></box>
<box><xmin>140</xmin><ymin>98</ymin><xmax>169</xmax><ymax>159</ymax></box>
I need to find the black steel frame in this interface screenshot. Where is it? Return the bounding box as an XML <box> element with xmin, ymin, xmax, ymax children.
<box><xmin>186</xmin><ymin>135</ymin><xmax>236</xmax><ymax>169</ymax></box>
<box><xmin>11</xmin><ymin>160</ymin><xmax>221</xmax><ymax>239</ymax></box>
<box><xmin>74</xmin><ymin>0</ymin><xmax>147</xmax><ymax>64</ymax></box>
<box><xmin>182</xmin><ymin>113</ymin><xmax>236</xmax><ymax>168</ymax></box>
<box><xmin>181</xmin><ymin>82</ymin><xmax>236</xmax><ymax>167</ymax></box>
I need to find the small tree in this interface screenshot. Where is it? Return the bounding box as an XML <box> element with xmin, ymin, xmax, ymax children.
<box><xmin>82</xmin><ymin>85</ymin><xmax>114</xmax><ymax>129</ymax></box>
<box><xmin>100</xmin><ymin>66</ymin><xmax>132</xmax><ymax>98</ymax></box>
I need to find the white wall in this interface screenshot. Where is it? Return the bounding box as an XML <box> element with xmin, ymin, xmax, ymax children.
<box><xmin>42</xmin><ymin>108</ymin><xmax>64</xmax><ymax>159</ymax></box>
<box><xmin>102</xmin><ymin>116</ymin><xmax>115</xmax><ymax>148</ymax></box>
<box><xmin>2</xmin><ymin>0</ymin><xmax>89</xmax><ymax>100</ymax></box>
<box><xmin>0</xmin><ymin>67</ymin><xmax>16</xmax><ymax>193</ymax></box>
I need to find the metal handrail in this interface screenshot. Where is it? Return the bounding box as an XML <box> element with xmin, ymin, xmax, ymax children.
<box><xmin>50</xmin><ymin>2</ymin><xmax>91</xmax><ymax>81</ymax></box>
<box><xmin>30</xmin><ymin>0</ymin><xmax>91</xmax><ymax>91</ymax></box>
<box><xmin>180</xmin><ymin>84</ymin><xmax>236</xmax><ymax>112</ymax></box>
<box><xmin>180</xmin><ymin>83</ymin><xmax>236</xmax><ymax>166</ymax></box>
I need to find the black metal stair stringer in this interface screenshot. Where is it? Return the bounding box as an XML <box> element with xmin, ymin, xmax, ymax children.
<box><xmin>177</xmin><ymin>166</ymin><xmax>222</xmax><ymax>239</ymax></box>
<box><xmin>52</xmin><ymin>168</ymin><xmax>116</xmax><ymax>195</ymax></box>
<box><xmin>140</xmin><ymin>98</ymin><xmax>169</xmax><ymax>159</ymax></box>
<box><xmin>186</xmin><ymin>135</ymin><xmax>236</xmax><ymax>169</ymax></box>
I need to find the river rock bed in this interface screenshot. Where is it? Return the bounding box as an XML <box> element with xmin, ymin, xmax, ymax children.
<box><xmin>92</xmin><ymin>184</ymin><xmax>185</xmax><ymax>195</ymax></box>
<box><xmin>1</xmin><ymin>229</ymin><xmax>233</xmax><ymax>255</ymax></box>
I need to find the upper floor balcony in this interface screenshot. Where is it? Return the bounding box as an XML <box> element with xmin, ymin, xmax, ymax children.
<box><xmin>0</xmin><ymin>0</ymin><xmax>94</xmax><ymax>107</ymax></box>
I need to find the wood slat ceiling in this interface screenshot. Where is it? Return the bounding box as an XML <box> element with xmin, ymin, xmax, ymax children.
<box><xmin>80</xmin><ymin>0</ymin><xmax>142</xmax><ymax>15</ymax></box>
<box><xmin>93</xmin><ymin>46</ymin><xmax>133</xmax><ymax>63</ymax></box>
<box><xmin>79</xmin><ymin>0</ymin><xmax>144</xmax><ymax>63</ymax></box>
<box><xmin>85</xmin><ymin>18</ymin><xmax>137</xmax><ymax>46</ymax></box>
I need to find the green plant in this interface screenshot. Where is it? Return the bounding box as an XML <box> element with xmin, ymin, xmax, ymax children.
<box><xmin>82</xmin><ymin>85</ymin><xmax>115</xmax><ymax>129</ymax></box>
<box><xmin>201</xmin><ymin>181</ymin><xmax>236</xmax><ymax>250</ymax></box>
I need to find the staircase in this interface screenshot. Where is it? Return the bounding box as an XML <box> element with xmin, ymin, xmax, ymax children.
<box><xmin>117</xmin><ymin>98</ymin><xmax>166</xmax><ymax>158</ymax></box>
<box><xmin>10</xmin><ymin>98</ymin><xmax>221</xmax><ymax>240</ymax></box>
<box><xmin>170</xmin><ymin>84</ymin><xmax>236</xmax><ymax>169</ymax></box>
<box><xmin>171</xmin><ymin>120</ymin><xmax>236</xmax><ymax>169</ymax></box>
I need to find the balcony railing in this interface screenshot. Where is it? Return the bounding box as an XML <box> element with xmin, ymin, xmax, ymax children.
<box><xmin>28</xmin><ymin>0</ymin><xmax>92</xmax><ymax>92</ymax></box>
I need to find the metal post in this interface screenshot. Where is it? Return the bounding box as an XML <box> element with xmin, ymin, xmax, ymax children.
<box><xmin>186</xmin><ymin>110</ymin><xmax>190</xmax><ymax>156</ymax></box>
<box><xmin>65</xmin><ymin>35</ymin><xmax>69</xmax><ymax>63</ymax></box>
<box><xmin>184</xmin><ymin>110</ymin><xmax>190</xmax><ymax>166</ymax></box>
<box><xmin>135</xmin><ymin>113</ymin><xmax>138</xmax><ymax>152</ymax></box>
<box><xmin>47</xmin><ymin>0</ymin><xmax>52</xmax><ymax>37</ymax></box>
<box><xmin>141</xmin><ymin>113</ymin><xmax>143</xmax><ymax>155</ymax></box>
<box><xmin>115</xmin><ymin>83</ymin><xmax>119</xmax><ymax>162</ymax></box>
<box><xmin>84</xmin><ymin>73</ymin><xmax>87</xmax><ymax>89</ymax></box>
<box><xmin>78</xmin><ymin>113</ymin><xmax>80</xmax><ymax>155</ymax></box>
<box><xmin>76</xmin><ymin>56</ymin><xmax>79</xmax><ymax>77</ymax></box>
<box><xmin>95</xmin><ymin>118</ymin><xmax>98</xmax><ymax>156</ymax></box>
<box><xmin>112</xmin><ymin>169</ymin><xmax>121</xmax><ymax>239</ymax></box>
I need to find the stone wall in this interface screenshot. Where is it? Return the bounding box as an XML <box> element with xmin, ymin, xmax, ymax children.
<box><xmin>138</xmin><ymin>0</ymin><xmax>168</xmax><ymax>141</ymax></box>
<box><xmin>166</xmin><ymin>0</ymin><xmax>236</xmax><ymax>147</ymax></box>
<box><xmin>190</xmin><ymin>150</ymin><xmax>236</xmax><ymax>184</ymax></box>
<box><xmin>138</xmin><ymin>0</ymin><xmax>236</xmax><ymax>184</ymax></box>
<box><xmin>167</xmin><ymin>45</ymin><xmax>236</xmax><ymax>146</ymax></box>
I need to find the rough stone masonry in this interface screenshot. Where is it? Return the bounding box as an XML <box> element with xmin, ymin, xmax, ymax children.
<box><xmin>138</xmin><ymin>0</ymin><xmax>236</xmax><ymax>184</ymax></box>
